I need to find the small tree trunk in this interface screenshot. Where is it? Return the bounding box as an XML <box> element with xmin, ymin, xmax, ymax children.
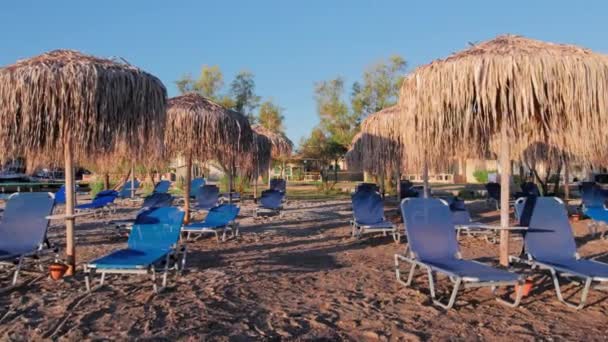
<box><xmin>564</xmin><ymin>160</ymin><xmax>570</xmax><ymax>200</ymax></box>
<box><xmin>103</xmin><ymin>173</ymin><xmax>110</xmax><ymax>190</ymax></box>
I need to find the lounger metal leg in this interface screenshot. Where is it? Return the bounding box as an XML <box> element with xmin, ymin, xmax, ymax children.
<box><xmin>179</xmin><ymin>246</ymin><xmax>188</xmax><ymax>274</ymax></box>
<box><xmin>392</xmin><ymin>229</ymin><xmax>400</xmax><ymax>243</ymax></box>
<box><xmin>161</xmin><ymin>254</ymin><xmax>170</xmax><ymax>291</ymax></box>
<box><xmin>550</xmin><ymin>270</ymin><xmax>592</xmax><ymax>310</ymax></box>
<box><xmin>427</xmin><ymin>269</ymin><xmax>461</xmax><ymax>310</ymax></box>
<box><xmin>493</xmin><ymin>281</ymin><xmax>523</xmax><ymax>308</ymax></box>
<box><xmin>84</xmin><ymin>266</ymin><xmax>92</xmax><ymax>292</ymax></box>
<box><xmin>151</xmin><ymin>268</ymin><xmax>158</xmax><ymax>293</ymax></box>
<box><xmin>12</xmin><ymin>256</ymin><xmax>24</xmax><ymax>286</ymax></box>
<box><xmin>99</xmin><ymin>272</ymin><xmax>106</xmax><ymax>287</ymax></box>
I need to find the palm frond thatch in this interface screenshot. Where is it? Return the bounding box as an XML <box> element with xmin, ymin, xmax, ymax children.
<box><xmin>0</xmin><ymin>49</ymin><xmax>167</xmax><ymax>164</ymax></box>
<box><xmin>240</xmin><ymin>132</ymin><xmax>272</xmax><ymax>177</ymax></box>
<box><xmin>165</xmin><ymin>93</ymin><xmax>253</xmax><ymax>162</ymax></box>
<box><xmin>399</xmin><ymin>35</ymin><xmax>608</xmax><ymax>169</ymax></box>
<box><xmin>252</xmin><ymin>125</ymin><xmax>293</xmax><ymax>159</ymax></box>
<box><xmin>345</xmin><ymin>131</ymin><xmax>363</xmax><ymax>171</ymax></box>
<box><xmin>346</xmin><ymin>106</ymin><xmax>405</xmax><ymax>174</ymax></box>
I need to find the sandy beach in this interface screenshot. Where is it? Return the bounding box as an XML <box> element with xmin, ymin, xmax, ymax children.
<box><xmin>0</xmin><ymin>195</ymin><xmax>607</xmax><ymax>341</ymax></box>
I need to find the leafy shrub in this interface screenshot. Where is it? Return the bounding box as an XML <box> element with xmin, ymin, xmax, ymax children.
<box><xmin>89</xmin><ymin>180</ymin><xmax>105</xmax><ymax>197</ymax></box>
<box><xmin>473</xmin><ymin>169</ymin><xmax>496</xmax><ymax>183</ymax></box>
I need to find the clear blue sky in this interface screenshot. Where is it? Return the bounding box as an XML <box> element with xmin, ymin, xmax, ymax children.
<box><xmin>2</xmin><ymin>1</ymin><xmax>607</xmax><ymax>147</ymax></box>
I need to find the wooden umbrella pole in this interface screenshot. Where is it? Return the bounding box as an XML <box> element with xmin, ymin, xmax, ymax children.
<box><xmin>184</xmin><ymin>154</ymin><xmax>192</xmax><ymax>224</ymax></box>
<box><xmin>64</xmin><ymin>138</ymin><xmax>76</xmax><ymax>275</ymax></box>
<box><xmin>130</xmin><ymin>161</ymin><xmax>135</xmax><ymax>198</ymax></box>
<box><xmin>499</xmin><ymin>118</ymin><xmax>510</xmax><ymax>266</ymax></box>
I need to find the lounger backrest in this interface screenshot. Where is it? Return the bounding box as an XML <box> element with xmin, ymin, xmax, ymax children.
<box><xmin>448</xmin><ymin>198</ymin><xmax>472</xmax><ymax>225</ymax></box>
<box><xmin>401</xmin><ymin>198</ymin><xmax>459</xmax><ymax>261</ymax></box>
<box><xmin>260</xmin><ymin>189</ymin><xmax>283</xmax><ymax>209</ymax></box>
<box><xmin>514</xmin><ymin>196</ymin><xmax>537</xmax><ymax>226</ymax></box>
<box><xmin>142</xmin><ymin>193</ymin><xmax>173</xmax><ymax>209</ymax></box>
<box><xmin>128</xmin><ymin>213</ymin><xmax>184</xmax><ymax>252</ymax></box>
<box><xmin>485</xmin><ymin>182</ymin><xmax>500</xmax><ymax>200</ymax></box>
<box><xmin>351</xmin><ymin>189</ymin><xmax>384</xmax><ymax>225</ymax></box>
<box><xmin>204</xmin><ymin>204</ymin><xmax>240</xmax><ymax>226</ymax></box>
<box><xmin>189</xmin><ymin>178</ymin><xmax>206</xmax><ymax>197</ymax></box>
<box><xmin>55</xmin><ymin>185</ymin><xmax>66</xmax><ymax>204</ymax></box>
<box><xmin>355</xmin><ymin>183</ymin><xmax>379</xmax><ymax>193</ymax></box>
<box><xmin>525</xmin><ymin>197</ymin><xmax>577</xmax><ymax>262</ymax></box>
<box><xmin>153</xmin><ymin>180</ymin><xmax>171</xmax><ymax>194</ymax></box>
<box><xmin>269</xmin><ymin>178</ymin><xmax>286</xmax><ymax>192</ymax></box>
<box><xmin>135</xmin><ymin>207</ymin><xmax>185</xmax><ymax>225</ymax></box>
<box><xmin>0</xmin><ymin>192</ymin><xmax>54</xmax><ymax>251</ymax></box>
<box><xmin>580</xmin><ymin>183</ymin><xmax>608</xmax><ymax>208</ymax></box>
<box><xmin>195</xmin><ymin>185</ymin><xmax>219</xmax><ymax>210</ymax></box>
<box><xmin>520</xmin><ymin>182</ymin><xmax>541</xmax><ymax>197</ymax></box>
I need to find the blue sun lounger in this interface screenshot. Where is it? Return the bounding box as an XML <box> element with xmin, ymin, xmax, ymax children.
<box><xmin>510</xmin><ymin>197</ymin><xmax>608</xmax><ymax>309</ymax></box>
<box><xmin>194</xmin><ymin>185</ymin><xmax>220</xmax><ymax>211</ymax></box>
<box><xmin>395</xmin><ymin>198</ymin><xmax>523</xmax><ymax>309</ymax></box>
<box><xmin>350</xmin><ymin>188</ymin><xmax>399</xmax><ymax>242</ymax></box>
<box><xmin>0</xmin><ymin>193</ymin><xmax>55</xmax><ymax>285</ymax></box>
<box><xmin>255</xmin><ymin>189</ymin><xmax>284</xmax><ymax>217</ymax></box>
<box><xmin>189</xmin><ymin>178</ymin><xmax>206</xmax><ymax>198</ymax></box>
<box><xmin>354</xmin><ymin>182</ymin><xmax>379</xmax><ymax>193</ymax></box>
<box><xmin>270</xmin><ymin>178</ymin><xmax>287</xmax><ymax>193</ymax></box>
<box><xmin>576</xmin><ymin>183</ymin><xmax>608</xmax><ymax>237</ymax></box>
<box><xmin>75</xmin><ymin>190</ymin><xmax>118</xmax><ymax>215</ymax></box>
<box><xmin>84</xmin><ymin>207</ymin><xmax>186</xmax><ymax>293</ymax></box>
<box><xmin>118</xmin><ymin>180</ymin><xmax>140</xmax><ymax>199</ymax></box>
<box><xmin>183</xmin><ymin>203</ymin><xmax>240</xmax><ymax>242</ymax></box>
<box><xmin>153</xmin><ymin>180</ymin><xmax>171</xmax><ymax>194</ymax></box>
<box><xmin>111</xmin><ymin>193</ymin><xmax>174</xmax><ymax>229</ymax></box>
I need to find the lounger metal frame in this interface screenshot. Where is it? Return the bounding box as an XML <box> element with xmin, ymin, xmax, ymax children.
<box><xmin>183</xmin><ymin>221</ymin><xmax>240</xmax><ymax>242</ymax></box>
<box><xmin>255</xmin><ymin>205</ymin><xmax>283</xmax><ymax>218</ymax></box>
<box><xmin>350</xmin><ymin>219</ymin><xmax>400</xmax><ymax>243</ymax></box>
<box><xmin>84</xmin><ymin>244</ymin><xmax>187</xmax><ymax>294</ymax></box>
<box><xmin>395</xmin><ymin>198</ymin><xmax>523</xmax><ymax>310</ymax></box>
<box><xmin>510</xmin><ymin>253</ymin><xmax>608</xmax><ymax>310</ymax></box>
<box><xmin>395</xmin><ymin>252</ymin><xmax>523</xmax><ymax>310</ymax></box>
<box><xmin>510</xmin><ymin>197</ymin><xmax>608</xmax><ymax>309</ymax></box>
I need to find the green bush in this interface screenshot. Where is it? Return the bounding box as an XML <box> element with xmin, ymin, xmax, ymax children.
<box><xmin>219</xmin><ymin>175</ymin><xmax>250</xmax><ymax>193</ymax></box>
<box><xmin>473</xmin><ymin>169</ymin><xmax>496</xmax><ymax>183</ymax></box>
<box><xmin>89</xmin><ymin>180</ymin><xmax>105</xmax><ymax>197</ymax></box>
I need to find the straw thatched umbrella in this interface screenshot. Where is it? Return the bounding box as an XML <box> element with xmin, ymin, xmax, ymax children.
<box><xmin>399</xmin><ymin>35</ymin><xmax>608</xmax><ymax>265</ymax></box>
<box><xmin>345</xmin><ymin>106</ymin><xmax>404</xmax><ymax>193</ymax></box>
<box><xmin>252</xmin><ymin>125</ymin><xmax>293</xmax><ymax>187</ymax></box>
<box><xmin>165</xmin><ymin>93</ymin><xmax>253</xmax><ymax>221</ymax></box>
<box><xmin>345</xmin><ymin>131</ymin><xmax>363</xmax><ymax>171</ymax></box>
<box><xmin>241</xmin><ymin>132</ymin><xmax>272</xmax><ymax>200</ymax></box>
<box><xmin>0</xmin><ymin>50</ymin><xmax>166</xmax><ymax>274</ymax></box>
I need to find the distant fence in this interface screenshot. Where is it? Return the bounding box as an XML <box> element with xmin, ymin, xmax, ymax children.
<box><xmin>323</xmin><ymin>171</ymin><xmax>364</xmax><ymax>182</ymax></box>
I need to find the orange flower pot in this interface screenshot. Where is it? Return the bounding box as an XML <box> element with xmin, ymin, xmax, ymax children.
<box><xmin>516</xmin><ymin>280</ymin><xmax>533</xmax><ymax>297</ymax></box>
<box><xmin>49</xmin><ymin>262</ymin><xmax>68</xmax><ymax>280</ymax></box>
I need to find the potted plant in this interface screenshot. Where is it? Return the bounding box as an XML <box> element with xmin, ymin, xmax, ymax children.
<box><xmin>49</xmin><ymin>261</ymin><xmax>68</xmax><ymax>280</ymax></box>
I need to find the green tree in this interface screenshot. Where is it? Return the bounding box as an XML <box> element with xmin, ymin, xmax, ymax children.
<box><xmin>314</xmin><ymin>77</ymin><xmax>357</xmax><ymax>147</ymax></box>
<box><xmin>258</xmin><ymin>100</ymin><xmax>285</xmax><ymax>133</ymax></box>
<box><xmin>174</xmin><ymin>65</ymin><xmax>224</xmax><ymax>100</ymax></box>
<box><xmin>230</xmin><ymin>70</ymin><xmax>260</xmax><ymax>123</ymax></box>
<box><xmin>299</xmin><ymin>128</ymin><xmax>347</xmax><ymax>189</ymax></box>
<box><xmin>351</xmin><ymin>55</ymin><xmax>407</xmax><ymax>122</ymax></box>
